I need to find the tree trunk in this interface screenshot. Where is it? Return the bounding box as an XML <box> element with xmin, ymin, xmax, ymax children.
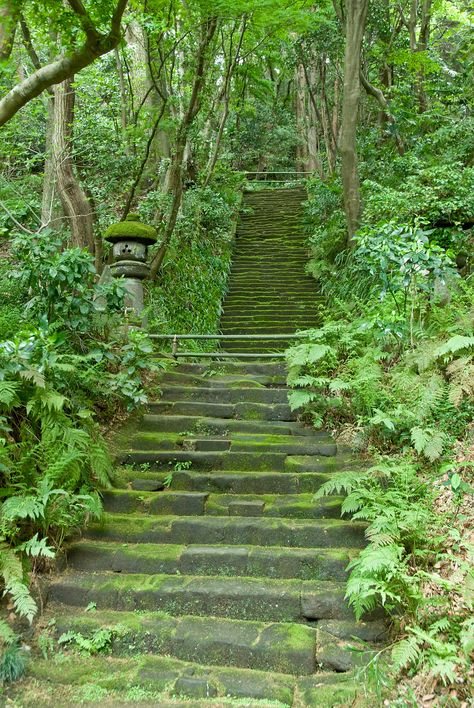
<box><xmin>339</xmin><ymin>0</ymin><xmax>369</xmax><ymax>244</ymax></box>
<box><xmin>149</xmin><ymin>17</ymin><xmax>217</xmax><ymax>280</ymax></box>
<box><xmin>41</xmin><ymin>94</ymin><xmax>58</xmax><ymax>227</ymax></box>
<box><xmin>295</xmin><ymin>64</ymin><xmax>309</xmax><ymax>172</ymax></box>
<box><xmin>52</xmin><ymin>77</ymin><xmax>94</xmax><ymax>252</ymax></box>
<box><xmin>0</xmin><ymin>0</ymin><xmax>20</xmax><ymax>61</ymax></box>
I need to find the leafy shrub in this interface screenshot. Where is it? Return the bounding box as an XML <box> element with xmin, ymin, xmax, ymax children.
<box><xmin>363</xmin><ymin>164</ymin><xmax>474</xmax><ymax>228</ymax></box>
<box><xmin>0</xmin><ymin>233</ymin><xmax>158</xmax><ymax>630</ymax></box>
<box><xmin>144</xmin><ymin>184</ymin><xmax>238</xmax><ymax>343</ymax></box>
<box><xmin>316</xmin><ymin>459</ymin><xmax>474</xmax><ymax>685</ymax></box>
<box><xmin>11</xmin><ymin>229</ymin><xmax>125</xmax><ymax>334</ymax></box>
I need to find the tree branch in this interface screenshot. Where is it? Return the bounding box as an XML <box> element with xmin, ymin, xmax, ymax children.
<box><xmin>0</xmin><ymin>0</ymin><xmax>128</xmax><ymax>127</ymax></box>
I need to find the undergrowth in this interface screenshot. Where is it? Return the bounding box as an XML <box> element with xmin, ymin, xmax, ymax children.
<box><xmin>0</xmin><ymin>230</ymin><xmax>160</xmax><ymax>679</ymax></box>
<box><xmin>291</xmin><ymin>158</ymin><xmax>474</xmax><ymax>702</ymax></box>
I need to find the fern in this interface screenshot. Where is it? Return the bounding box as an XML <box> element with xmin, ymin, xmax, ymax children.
<box><xmin>435</xmin><ymin>335</ymin><xmax>474</xmax><ymax>361</ymax></box>
<box><xmin>288</xmin><ymin>389</ymin><xmax>320</xmax><ymax>411</ymax></box>
<box><xmin>18</xmin><ymin>533</ymin><xmax>55</xmax><ymax>558</ymax></box>
<box><xmin>392</xmin><ymin>635</ymin><xmax>422</xmax><ymax>671</ymax></box>
<box><xmin>2</xmin><ymin>495</ymin><xmax>45</xmax><ymax>521</ymax></box>
<box><xmin>411</xmin><ymin>426</ymin><xmax>445</xmax><ymax>461</ymax></box>
<box><xmin>0</xmin><ymin>546</ymin><xmax>37</xmax><ymax>622</ymax></box>
<box><xmin>0</xmin><ymin>381</ymin><xmax>20</xmax><ymax>407</ymax></box>
<box><xmin>446</xmin><ymin>356</ymin><xmax>474</xmax><ymax>406</ymax></box>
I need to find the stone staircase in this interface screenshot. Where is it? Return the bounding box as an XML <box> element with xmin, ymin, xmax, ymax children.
<box><xmin>38</xmin><ymin>188</ymin><xmax>385</xmax><ymax>706</ymax></box>
<box><xmin>220</xmin><ymin>187</ymin><xmax>321</xmax><ymax>354</ymax></box>
<box><xmin>43</xmin><ymin>359</ymin><xmax>386</xmax><ymax>706</ymax></box>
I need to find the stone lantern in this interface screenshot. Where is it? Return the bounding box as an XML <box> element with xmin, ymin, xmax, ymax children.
<box><xmin>104</xmin><ymin>213</ymin><xmax>157</xmax><ymax>318</ymax></box>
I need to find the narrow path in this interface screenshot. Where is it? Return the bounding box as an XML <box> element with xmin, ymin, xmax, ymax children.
<box><xmin>39</xmin><ymin>189</ymin><xmax>385</xmax><ymax>706</ymax></box>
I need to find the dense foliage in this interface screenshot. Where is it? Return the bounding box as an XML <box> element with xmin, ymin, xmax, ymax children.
<box><xmin>0</xmin><ymin>0</ymin><xmax>473</xmax><ymax>702</ymax></box>
<box><xmin>286</xmin><ymin>63</ymin><xmax>473</xmax><ymax>699</ymax></box>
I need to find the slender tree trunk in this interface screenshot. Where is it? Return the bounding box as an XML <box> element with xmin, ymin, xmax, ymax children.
<box><xmin>115</xmin><ymin>48</ymin><xmax>130</xmax><ymax>155</ymax></box>
<box><xmin>41</xmin><ymin>94</ymin><xmax>57</xmax><ymax>226</ymax></box>
<box><xmin>339</xmin><ymin>0</ymin><xmax>369</xmax><ymax>244</ymax></box>
<box><xmin>149</xmin><ymin>17</ymin><xmax>217</xmax><ymax>280</ymax></box>
<box><xmin>52</xmin><ymin>77</ymin><xmax>94</xmax><ymax>251</ymax></box>
<box><xmin>0</xmin><ymin>0</ymin><xmax>20</xmax><ymax>61</ymax></box>
<box><xmin>295</xmin><ymin>64</ymin><xmax>309</xmax><ymax>172</ymax></box>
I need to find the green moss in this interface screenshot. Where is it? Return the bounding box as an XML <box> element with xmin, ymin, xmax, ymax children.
<box><xmin>104</xmin><ymin>219</ymin><xmax>157</xmax><ymax>244</ymax></box>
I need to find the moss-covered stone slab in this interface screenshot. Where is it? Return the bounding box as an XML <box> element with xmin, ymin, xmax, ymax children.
<box><xmin>49</xmin><ymin>572</ymin><xmax>355</xmax><ymax>622</ymax></box>
<box><xmin>66</xmin><ymin>541</ymin><xmax>355</xmax><ymax>581</ymax></box>
<box><xmin>118</xmin><ymin>468</ymin><xmax>337</xmax><ymax>495</ymax></box>
<box><xmin>159</xmin><ymin>385</ymin><xmax>290</xmax><ymax>405</ymax></box>
<box><xmin>85</xmin><ymin>513</ymin><xmax>366</xmax><ymax>548</ymax></box>
<box><xmin>102</xmin><ymin>490</ymin><xmax>208</xmax><ymax>516</ymax></box>
<box><xmin>26</xmin><ymin>652</ymin><xmax>297</xmax><ymax>705</ymax></box>
<box><xmin>140</xmin><ymin>414</ymin><xmax>313</xmax><ymax>436</ymax></box>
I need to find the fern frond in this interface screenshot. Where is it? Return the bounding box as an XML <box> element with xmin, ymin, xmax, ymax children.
<box><xmin>288</xmin><ymin>389</ymin><xmax>319</xmax><ymax>411</ymax></box>
<box><xmin>1</xmin><ymin>495</ymin><xmax>45</xmax><ymax>521</ymax></box>
<box><xmin>89</xmin><ymin>441</ymin><xmax>113</xmax><ymax>488</ymax></box>
<box><xmin>435</xmin><ymin>335</ymin><xmax>474</xmax><ymax>361</ymax></box>
<box><xmin>392</xmin><ymin>635</ymin><xmax>422</xmax><ymax>670</ymax></box>
<box><xmin>19</xmin><ymin>533</ymin><xmax>55</xmax><ymax>559</ymax></box>
<box><xmin>0</xmin><ymin>381</ymin><xmax>20</xmax><ymax>408</ymax></box>
<box><xmin>0</xmin><ymin>619</ymin><xmax>16</xmax><ymax>646</ymax></box>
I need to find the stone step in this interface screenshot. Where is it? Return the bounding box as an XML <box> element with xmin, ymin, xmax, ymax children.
<box><xmin>169</xmin><ymin>362</ymin><xmax>287</xmax><ymax>376</ymax></box>
<box><xmin>220</xmin><ymin>312</ymin><xmax>318</xmax><ymax>321</ymax></box>
<box><xmin>129</xmin><ymin>431</ymin><xmax>337</xmax><ymax>456</ymax></box>
<box><xmin>140</xmin><ymin>414</ymin><xmax>313</xmax><ymax>436</ymax></box>
<box><xmin>221</xmin><ymin>307</ymin><xmax>316</xmax><ymax>316</ymax></box>
<box><xmin>85</xmin><ymin>513</ymin><xmax>366</xmax><ymax>548</ymax></box>
<box><xmin>221</xmin><ymin>299</ymin><xmax>316</xmax><ymax>308</ymax></box>
<box><xmin>27</xmin><ymin>649</ymin><xmax>363</xmax><ymax>706</ymax></box>
<box><xmin>65</xmin><ymin>540</ymin><xmax>355</xmax><ymax>580</ymax></box>
<box><xmin>220</xmin><ymin>325</ymin><xmax>316</xmax><ymax>334</ymax></box>
<box><xmin>222</xmin><ymin>296</ymin><xmax>316</xmax><ymax>304</ymax></box>
<box><xmin>102</xmin><ymin>489</ymin><xmax>342</xmax><ymax>519</ymax></box>
<box><xmin>159</xmin><ymin>385</ymin><xmax>290</xmax><ymax>404</ymax></box>
<box><xmin>52</xmin><ymin>609</ymin><xmax>320</xmax><ymax>675</ymax></box>
<box><xmin>225</xmin><ymin>284</ymin><xmax>313</xmax><ymax>291</ymax></box>
<box><xmin>219</xmin><ymin>343</ymin><xmax>294</xmax><ymax>353</ymax></box>
<box><xmin>147</xmin><ymin>399</ymin><xmax>297</xmax><ymax>420</ymax></box>
<box><xmin>48</xmin><ymin>571</ymin><xmax>358</xmax><ymax>622</ymax></box>
<box><xmin>121</xmin><ymin>447</ymin><xmax>341</xmax><ymax>472</ymax></box>
<box><xmin>156</xmin><ymin>372</ymin><xmax>287</xmax><ymax>387</ymax></box>
<box><xmin>50</xmin><ymin>610</ymin><xmax>383</xmax><ymax>677</ymax></box>
<box><xmin>123</xmin><ymin>469</ymin><xmax>335</xmax><ymax>494</ymax></box>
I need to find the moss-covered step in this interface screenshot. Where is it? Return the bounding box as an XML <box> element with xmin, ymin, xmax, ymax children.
<box><xmin>220</xmin><ymin>310</ymin><xmax>319</xmax><ymax>319</ymax></box>
<box><xmin>120</xmin><ymin>469</ymin><xmax>338</xmax><ymax>495</ymax></box>
<box><xmin>220</xmin><ymin>315</ymin><xmax>316</xmax><ymax>324</ymax></box>
<box><xmin>121</xmin><ymin>448</ymin><xmax>342</xmax><ymax>472</ymax></box>
<box><xmin>154</xmin><ymin>371</ymin><xmax>287</xmax><ymax>387</ymax></box>
<box><xmin>169</xmin><ymin>362</ymin><xmax>287</xmax><ymax>376</ymax></box>
<box><xmin>51</xmin><ymin>609</ymin><xmax>318</xmax><ymax>675</ymax></box>
<box><xmin>48</xmin><ymin>571</ymin><xmax>356</xmax><ymax>621</ymax></box>
<box><xmin>101</xmin><ymin>489</ymin><xmax>342</xmax><ymax>519</ymax></box>
<box><xmin>128</xmin><ymin>431</ymin><xmax>337</xmax><ymax>456</ymax></box>
<box><xmin>65</xmin><ymin>541</ymin><xmax>357</xmax><ymax>580</ymax></box>
<box><xmin>140</xmin><ymin>414</ymin><xmax>315</xmax><ymax>436</ymax></box>
<box><xmin>25</xmin><ymin>651</ymin><xmax>365</xmax><ymax>706</ymax></box>
<box><xmin>158</xmin><ymin>386</ymin><xmax>291</xmax><ymax>404</ymax></box>
<box><xmin>218</xmin><ymin>325</ymin><xmax>319</xmax><ymax>335</ymax></box>
<box><xmin>85</xmin><ymin>513</ymin><xmax>366</xmax><ymax>548</ymax></box>
<box><xmin>148</xmin><ymin>400</ymin><xmax>297</xmax><ymax>420</ymax></box>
